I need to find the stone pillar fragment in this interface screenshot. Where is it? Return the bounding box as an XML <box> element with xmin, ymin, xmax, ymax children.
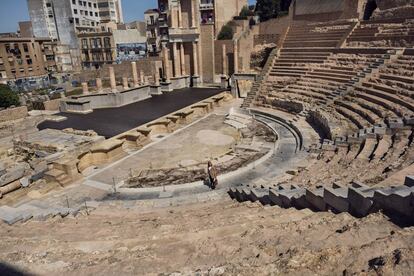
<box><xmin>173</xmin><ymin>42</ymin><xmax>180</xmax><ymax>77</ymax></box>
<box><xmin>122</xmin><ymin>77</ymin><xmax>129</xmax><ymax>90</ymax></box>
<box><xmin>163</xmin><ymin>46</ymin><xmax>171</xmax><ymax>82</ymax></box>
<box><xmin>140</xmin><ymin>70</ymin><xmax>145</xmax><ymax>84</ymax></box>
<box><xmin>81</xmin><ymin>82</ymin><xmax>89</xmax><ymax>94</ymax></box>
<box><xmin>154</xmin><ymin>68</ymin><xmax>160</xmax><ymax>86</ymax></box>
<box><xmin>109</xmin><ymin>66</ymin><xmax>117</xmax><ymax>92</ymax></box>
<box><xmin>222</xmin><ymin>44</ymin><xmax>227</xmax><ymax>76</ymax></box>
<box><xmin>131</xmin><ymin>61</ymin><xmax>139</xmax><ymax>87</ymax></box>
<box><xmin>96</xmin><ymin>78</ymin><xmax>102</xmax><ymax>92</ymax></box>
<box><xmin>234</xmin><ymin>40</ymin><xmax>239</xmax><ymax>74</ymax></box>
<box><xmin>192</xmin><ymin>42</ymin><xmax>198</xmax><ymax>76</ymax></box>
<box><xmin>178</xmin><ymin>1</ymin><xmax>182</xmax><ymax>28</ymax></box>
<box><xmin>180</xmin><ymin>42</ymin><xmax>186</xmax><ymax>76</ymax></box>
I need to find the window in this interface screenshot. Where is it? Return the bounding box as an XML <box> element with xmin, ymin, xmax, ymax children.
<box><xmin>26</xmin><ymin>58</ymin><xmax>33</xmax><ymax>65</ymax></box>
<box><xmin>91</xmin><ymin>22</ymin><xmax>95</xmax><ymax>26</ymax></box>
<box><xmin>83</xmin><ymin>1</ymin><xmax>86</xmax><ymax>6</ymax></box>
<box><xmin>90</xmin><ymin>11</ymin><xmax>93</xmax><ymax>16</ymax></box>
<box><xmin>5</xmin><ymin>44</ymin><xmax>10</xmax><ymax>53</ymax></box>
<box><xmin>74</xmin><ymin>9</ymin><xmax>78</xmax><ymax>14</ymax></box>
<box><xmin>23</xmin><ymin>43</ymin><xmax>29</xmax><ymax>52</ymax></box>
<box><xmin>46</xmin><ymin>3</ymin><xmax>51</xmax><ymax>7</ymax></box>
<box><xmin>93</xmin><ymin>3</ymin><xmax>97</xmax><ymax>8</ymax></box>
<box><xmin>104</xmin><ymin>37</ymin><xmax>111</xmax><ymax>48</ymax></box>
<box><xmin>78</xmin><ymin>0</ymin><xmax>82</xmax><ymax>5</ymax></box>
<box><xmin>82</xmin><ymin>38</ymin><xmax>88</xmax><ymax>48</ymax></box>
<box><xmin>72</xmin><ymin>0</ymin><xmax>76</xmax><ymax>4</ymax></box>
<box><xmin>88</xmin><ymin>2</ymin><xmax>91</xmax><ymax>7</ymax></box>
<box><xmin>95</xmin><ymin>12</ymin><xmax>98</xmax><ymax>16</ymax></box>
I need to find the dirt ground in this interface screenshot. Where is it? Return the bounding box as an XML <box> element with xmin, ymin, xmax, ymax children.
<box><xmin>0</xmin><ymin>198</ymin><xmax>413</xmax><ymax>276</ymax></box>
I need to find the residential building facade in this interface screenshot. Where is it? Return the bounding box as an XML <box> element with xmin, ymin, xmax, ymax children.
<box><xmin>145</xmin><ymin>9</ymin><xmax>161</xmax><ymax>56</ymax></box>
<box><xmin>0</xmin><ymin>37</ymin><xmax>56</xmax><ymax>82</ymax></box>
<box><xmin>97</xmin><ymin>0</ymin><xmax>124</xmax><ymax>24</ymax></box>
<box><xmin>156</xmin><ymin>0</ymin><xmax>247</xmax><ymax>84</ymax></box>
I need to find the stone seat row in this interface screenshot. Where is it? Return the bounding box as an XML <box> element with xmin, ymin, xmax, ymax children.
<box><xmin>228</xmin><ymin>176</ymin><xmax>414</xmax><ymax>220</ymax></box>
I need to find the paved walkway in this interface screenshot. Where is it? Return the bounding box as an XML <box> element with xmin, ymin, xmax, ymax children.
<box><xmin>38</xmin><ymin>87</ymin><xmax>224</xmax><ymax>138</ymax></box>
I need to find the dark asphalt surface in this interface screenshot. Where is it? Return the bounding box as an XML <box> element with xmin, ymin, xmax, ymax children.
<box><xmin>38</xmin><ymin>87</ymin><xmax>224</xmax><ymax>138</ymax></box>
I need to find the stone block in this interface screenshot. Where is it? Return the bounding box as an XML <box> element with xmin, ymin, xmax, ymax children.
<box><xmin>404</xmin><ymin>176</ymin><xmax>414</xmax><ymax>187</ymax></box>
<box><xmin>323</xmin><ymin>183</ymin><xmax>349</xmax><ymax>213</ymax></box>
<box><xmin>268</xmin><ymin>189</ymin><xmax>282</xmax><ymax>206</ymax></box>
<box><xmin>387</xmin><ymin>117</ymin><xmax>404</xmax><ymax>129</ymax></box>
<box><xmin>348</xmin><ymin>186</ymin><xmax>376</xmax><ymax>217</ymax></box>
<box><xmin>374</xmin><ymin>186</ymin><xmax>414</xmax><ymax>218</ymax></box>
<box><xmin>278</xmin><ymin>188</ymin><xmax>307</xmax><ymax>209</ymax></box>
<box><xmin>305</xmin><ymin>187</ymin><xmax>327</xmax><ymax>211</ymax></box>
<box><xmin>241</xmin><ymin>188</ymin><xmax>252</xmax><ymax>202</ymax></box>
<box><xmin>228</xmin><ymin>187</ymin><xmax>237</xmax><ymax>199</ymax></box>
<box><xmin>0</xmin><ymin>206</ymin><xmax>23</xmax><ymax>225</ymax></box>
<box><xmin>250</xmin><ymin>188</ymin><xmax>270</xmax><ymax>205</ymax></box>
<box><xmin>0</xmin><ymin>163</ymin><xmax>29</xmax><ymax>187</ymax></box>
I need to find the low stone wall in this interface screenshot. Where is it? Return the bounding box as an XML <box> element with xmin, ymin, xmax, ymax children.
<box><xmin>307</xmin><ymin>110</ymin><xmax>333</xmax><ymax>140</ymax></box>
<box><xmin>254</xmin><ymin>34</ymin><xmax>280</xmax><ymax>46</ymax></box>
<box><xmin>0</xmin><ymin>106</ymin><xmax>28</xmax><ymax>123</ymax></box>
<box><xmin>60</xmin><ymin>85</ymin><xmax>152</xmax><ymax>113</ymax></box>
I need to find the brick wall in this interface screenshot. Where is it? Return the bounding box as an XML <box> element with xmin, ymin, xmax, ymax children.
<box><xmin>0</xmin><ymin>106</ymin><xmax>28</xmax><ymax>123</ymax></box>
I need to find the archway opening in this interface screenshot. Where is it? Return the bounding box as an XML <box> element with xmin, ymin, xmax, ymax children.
<box><xmin>363</xmin><ymin>0</ymin><xmax>377</xmax><ymax>20</ymax></box>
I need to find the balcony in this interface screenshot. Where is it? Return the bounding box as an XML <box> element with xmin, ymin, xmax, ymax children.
<box><xmin>200</xmin><ymin>1</ymin><xmax>214</xmax><ymax>10</ymax></box>
<box><xmin>168</xmin><ymin>28</ymin><xmax>199</xmax><ymax>42</ymax></box>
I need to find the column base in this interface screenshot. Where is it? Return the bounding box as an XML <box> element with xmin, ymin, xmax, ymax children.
<box><xmin>150</xmin><ymin>85</ymin><xmax>162</xmax><ymax>95</ymax></box>
<box><xmin>220</xmin><ymin>75</ymin><xmax>228</xmax><ymax>89</ymax></box>
<box><xmin>192</xmin><ymin>75</ymin><xmax>201</xmax><ymax>87</ymax></box>
<box><xmin>161</xmin><ymin>82</ymin><xmax>173</xmax><ymax>93</ymax></box>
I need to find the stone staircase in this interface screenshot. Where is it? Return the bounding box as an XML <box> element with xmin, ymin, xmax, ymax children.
<box><xmin>229</xmin><ymin>175</ymin><xmax>414</xmax><ymax>220</ymax></box>
<box><xmin>241</xmin><ymin>47</ymin><xmax>279</xmax><ymax>108</ymax></box>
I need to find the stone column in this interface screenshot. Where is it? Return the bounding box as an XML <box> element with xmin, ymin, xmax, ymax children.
<box><xmin>154</xmin><ymin>68</ymin><xmax>160</xmax><ymax>86</ymax></box>
<box><xmin>191</xmin><ymin>0</ymin><xmax>196</xmax><ymax>28</ymax></box>
<box><xmin>163</xmin><ymin>46</ymin><xmax>171</xmax><ymax>82</ymax></box>
<box><xmin>131</xmin><ymin>61</ymin><xmax>139</xmax><ymax>87</ymax></box>
<box><xmin>222</xmin><ymin>44</ymin><xmax>227</xmax><ymax>76</ymax></box>
<box><xmin>173</xmin><ymin>42</ymin><xmax>180</xmax><ymax>77</ymax></box>
<box><xmin>140</xmin><ymin>70</ymin><xmax>145</xmax><ymax>84</ymax></box>
<box><xmin>180</xmin><ymin>42</ymin><xmax>186</xmax><ymax>76</ymax></box>
<box><xmin>233</xmin><ymin>40</ymin><xmax>239</xmax><ymax>74</ymax></box>
<box><xmin>178</xmin><ymin>1</ymin><xmax>182</xmax><ymax>28</ymax></box>
<box><xmin>192</xmin><ymin>42</ymin><xmax>199</xmax><ymax>76</ymax></box>
<box><xmin>109</xmin><ymin>66</ymin><xmax>117</xmax><ymax>92</ymax></box>
<box><xmin>81</xmin><ymin>82</ymin><xmax>89</xmax><ymax>94</ymax></box>
<box><xmin>96</xmin><ymin>77</ymin><xmax>102</xmax><ymax>92</ymax></box>
<box><xmin>122</xmin><ymin>77</ymin><xmax>129</xmax><ymax>90</ymax></box>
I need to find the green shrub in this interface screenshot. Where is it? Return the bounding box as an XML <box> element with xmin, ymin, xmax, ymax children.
<box><xmin>0</xmin><ymin>84</ymin><xmax>20</xmax><ymax>108</ymax></box>
<box><xmin>218</xmin><ymin>23</ymin><xmax>234</xmax><ymax>40</ymax></box>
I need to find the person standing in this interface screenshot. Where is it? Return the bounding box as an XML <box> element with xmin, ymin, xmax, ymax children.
<box><xmin>207</xmin><ymin>161</ymin><xmax>218</xmax><ymax>189</ymax></box>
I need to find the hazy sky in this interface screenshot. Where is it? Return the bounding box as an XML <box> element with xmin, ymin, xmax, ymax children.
<box><xmin>0</xmin><ymin>0</ymin><xmax>256</xmax><ymax>33</ymax></box>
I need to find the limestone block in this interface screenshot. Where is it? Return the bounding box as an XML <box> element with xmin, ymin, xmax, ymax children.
<box><xmin>0</xmin><ymin>163</ymin><xmax>30</xmax><ymax>187</ymax></box>
<box><xmin>348</xmin><ymin>184</ymin><xmax>377</xmax><ymax>217</ymax></box>
<box><xmin>323</xmin><ymin>183</ymin><xmax>350</xmax><ymax>213</ymax></box>
<box><xmin>0</xmin><ymin>206</ymin><xmax>23</xmax><ymax>225</ymax></box>
<box><xmin>250</xmin><ymin>188</ymin><xmax>270</xmax><ymax>205</ymax></box>
<box><xmin>373</xmin><ymin>186</ymin><xmax>414</xmax><ymax>218</ymax></box>
<box><xmin>404</xmin><ymin>176</ymin><xmax>414</xmax><ymax>187</ymax></box>
<box><xmin>305</xmin><ymin>187</ymin><xmax>327</xmax><ymax>211</ymax></box>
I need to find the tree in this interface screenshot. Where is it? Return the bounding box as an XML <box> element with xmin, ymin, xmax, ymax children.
<box><xmin>217</xmin><ymin>23</ymin><xmax>234</xmax><ymax>40</ymax></box>
<box><xmin>256</xmin><ymin>0</ymin><xmax>281</xmax><ymax>22</ymax></box>
<box><xmin>0</xmin><ymin>84</ymin><xmax>20</xmax><ymax>109</ymax></box>
<box><xmin>239</xmin><ymin>5</ymin><xmax>254</xmax><ymax>17</ymax></box>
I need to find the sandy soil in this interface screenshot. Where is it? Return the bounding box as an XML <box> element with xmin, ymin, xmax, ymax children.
<box><xmin>0</xmin><ymin>198</ymin><xmax>413</xmax><ymax>275</ymax></box>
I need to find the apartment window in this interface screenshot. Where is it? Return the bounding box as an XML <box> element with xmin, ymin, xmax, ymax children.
<box><xmin>83</xmin><ymin>1</ymin><xmax>86</xmax><ymax>6</ymax></box>
<box><xmin>78</xmin><ymin>0</ymin><xmax>82</xmax><ymax>5</ymax></box>
<box><xmin>72</xmin><ymin>0</ymin><xmax>76</xmax><ymax>4</ymax></box>
<box><xmin>98</xmin><ymin>2</ymin><xmax>109</xmax><ymax>8</ymax></box>
<box><xmin>88</xmin><ymin>2</ymin><xmax>91</xmax><ymax>7</ymax></box>
<box><xmin>93</xmin><ymin>3</ymin><xmax>97</xmax><ymax>8</ymax></box>
<box><xmin>80</xmin><ymin>10</ymin><xmax>83</xmax><ymax>15</ymax></box>
<box><xmin>96</xmin><ymin>38</ymin><xmax>102</xmax><ymax>48</ymax></box>
<box><xmin>23</xmin><ymin>43</ymin><xmax>29</xmax><ymax>52</ymax></box>
<box><xmin>74</xmin><ymin>9</ymin><xmax>78</xmax><ymax>14</ymax></box>
<box><xmin>26</xmin><ymin>58</ymin><xmax>33</xmax><ymax>65</ymax></box>
<box><xmin>95</xmin><ymin>12</ymin><xmax>98</xmax><ymax>16</ymax></box>
<box><xmin>46</xmin><ymin>3</ymin><xmax>51</xmax><ymax>7</ymax></box>
<box><xmin>91</xmin><ymin>22</ymin><xmax>95</xmax><ymax>26</ymax></box>
<box><xmin>75</xmin><ymin>18</ymin><xmax>79</xmax><ymax>24</ymax></box>
<box><xmin>104</xmin><ymin>37</ymin><xmax>111</xmax><ymax>48</ymax></box>
<box><xmin>90</xmin><ymin>11</ymin><xmax>93</xmax><ymax>16</ymax></box>
<box><xmin>82</xmin><ymin>38</ymin><xmax>88</xmax><ymax>48</ymax></box>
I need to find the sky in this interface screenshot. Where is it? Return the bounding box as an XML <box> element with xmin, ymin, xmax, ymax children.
<box><xmin>0</xmin><ymin>0</ymin><xmax>256</xmax><ymax>33</ymax></box>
